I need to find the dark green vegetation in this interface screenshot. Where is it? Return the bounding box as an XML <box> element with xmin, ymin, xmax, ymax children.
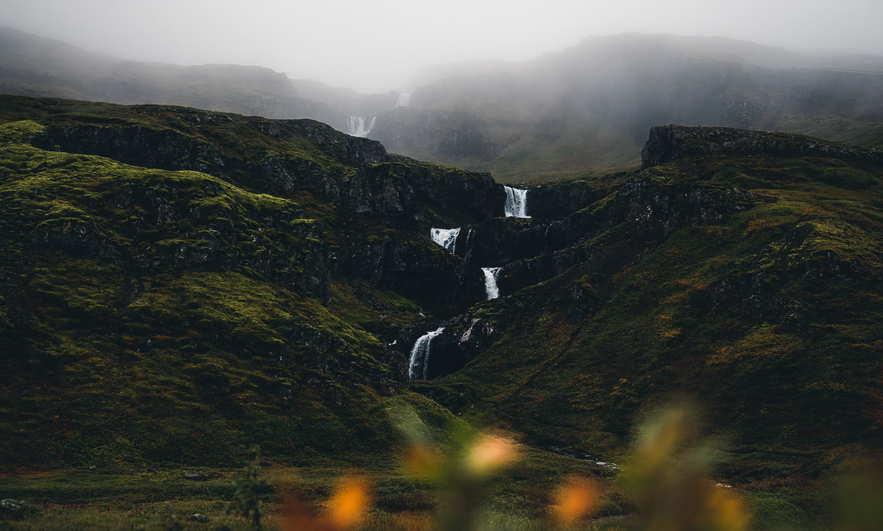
<box><xmin>1</xmin><ymin>94</ymin><xmax>882</xmax><ymax>529</ymax></box>
<box><xmin>0</xmin><ymin>95</ymin><xmax>500</xmax><ymax>470</ymax></box>
<box><xmin>0</xmin><ymin>445</ymin><xmax>620</xmax><ymax>530</ymax></box>
<box><xmin>427</xmin><ymin>129</ymin><xmax>883</xmax><ymax>492</ymax></box>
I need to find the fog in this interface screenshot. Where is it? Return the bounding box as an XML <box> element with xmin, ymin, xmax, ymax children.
<box><xmin>1</xmin><ymin>0</ymin><xmax>882</xmax><ymax>93</ymax></box>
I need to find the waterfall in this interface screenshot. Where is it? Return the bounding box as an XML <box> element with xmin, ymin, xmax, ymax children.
<box><xmin>482</xmin><ymin>267</ymin><xmax>502</xmax><ymax>300</ymax></box>
<box><xmin>396</xmin><ymin>93</ymin><xmax>412</xmax><ymax>107</ymax></box>
<box><xmin>504</xmin><ymin>186</ymin><xmax>530</xmax><ymax>218</ymax></box>
<box><xmin>408</xmin><ymin>327</ymin><xmax>445</xmax><ymax>380</ymax></box>
<box><xmin>430</xmin><ymin>227</ymin><xmax>460</xmax><ymax>253</ymax></box>
<box><xmin>464</xmin><ymin>227</ymin><xmax>475</xmax><ymax>261</ymax></box>
<box><xmin>347</xmin><ymin>116</ymin><xmax>376</xmax><ymax>137</ymax></box>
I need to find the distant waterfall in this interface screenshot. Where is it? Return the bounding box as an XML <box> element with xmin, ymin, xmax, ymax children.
<box><xmin>482</xmin><ymin>267</ymin><xmax>502</xmax><ymax>300</ymax></box>
<box><xmin>431</xmin><ymin>227</ymin><xmax>460</xmax><ymax>253</ymax></box>
<box><xmin>347</xmin><ymin>116</ymin><xmax>376</xmax><ymax>137</ymax></box>
<box><xmin>408</xmin><ymin>327</ymin><xmax>445</xmax><ymax>380</ymax></box>
<box><xmin>504</xmin><ymin>186</ymin><xmax>530</xmax><ymax>218</ymax></box>
<box><xmin>396</xmin><ymin>93</ymin><xmax>412</xmax><ymax>107</ymax></box>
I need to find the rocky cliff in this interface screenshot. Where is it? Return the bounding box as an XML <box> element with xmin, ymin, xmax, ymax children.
<box><xmin>641</xmin><ymin>124</ymin><xmax>883</xmax><ymax>169</ymax></box>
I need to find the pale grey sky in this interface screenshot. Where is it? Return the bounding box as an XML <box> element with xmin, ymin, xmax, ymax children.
<box><xmin>1</xmin><ymin>0</ymin><xmax>882</xmax><ymax>92</ymax></box>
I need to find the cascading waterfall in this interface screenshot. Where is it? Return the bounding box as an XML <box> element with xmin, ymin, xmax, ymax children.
<box><xmin>396</xmin><ymin>93</ymin><xmax>412</xmax><ymax>107</ymax></box>
<box><xmin>430</xmin><ymin>227</ymin><xmax>461</xmax><ymax>253</ymax></box>
<box><xmin>347</xmin><ymin>116</ymin><xmax>376</xmax><ymax>137</ymax></box>
<box><xmin>463</xmin><ymin>227</ymin><xmax>475</xmax><ymax>261</ymax></box>
<box><xmin>504</xmin><ymin>186</ymin><xmax>530</xmax><ymax>218</ymax></box>
<box><xmin>408</xmin><ymin>327</ymin><xmax>445</xmax><ymax>380</ymax></box>
<box><xmin>482</xmin><ymin>267</ymin><xmax>502</xmax><ymax>300</ymax></box>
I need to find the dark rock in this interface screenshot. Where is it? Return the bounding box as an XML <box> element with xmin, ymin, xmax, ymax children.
<box><xmin>184</xmin><ymin>472</ymin><xmax>209</xmax><ymax>480</ymax></box>
<box><xmin>371</xmin><ymin>107</ymin><xmax>503</xmax><ymax>163</ymax></box>
<box><xmin>613</xmin><ymin>178</ymin><xmax>754</xmax><ymax>241</ymax></box>
<box><xmin>641</xmin><ymin>124</ymin><xmax>883</xmax><ymax>170</ymax></box>
<box><xmin>712</xmin><ymin>222</ymin><xmax>857</xmax><ymax>327</ymax></box>
<box><xmin>33</xmin><ymin>125</ymin><xmax>226</xmax><ymax>175</ymax></box>
<box><xmin>527</xmin><ymin>182</ymin><xmax>608</xmax><ymax>221</ymax></box>
<box><xmin>0</xmin><ymin>499</ymin><xmax>37</xmax><ymax>519</ymax></box>
<box><xmin>566</xmin><ymin>283</ymin><xmax>597</xmax><ymax>323</ymax></box>
<box><xmin>188</xmin><ymin>513</ymin><xmax>209</xmax><ymax>523</ymax></box>
<box><xmin>429</xmin><ymin>315</ymin><xmax>499</xmax><ymax>379</ymax></box>
<box><xmin>31</xmin><ymin>220</ymin><xmax>119</xmax><ymax>258</ymax></box>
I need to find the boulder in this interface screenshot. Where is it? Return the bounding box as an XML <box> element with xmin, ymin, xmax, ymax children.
<box><xmin>0</xmin><ymin>499</ymin><xmax>36</xmax><ymax>519</ymax></box>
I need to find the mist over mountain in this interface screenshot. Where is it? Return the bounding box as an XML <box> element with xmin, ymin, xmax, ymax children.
<box><xmin>5</xmin><ymin>26</ymin><xmax>881</xmax><ymax>184</ymax></box>
<box><xmin>0</xmin><ymin>26</ymin><xmax>344</xmax><ymax>126</ymax></box>
<box><xmin>366</xmin><ymin>33</ymin><xmax>883</xmax><ymax>182</ymax></box>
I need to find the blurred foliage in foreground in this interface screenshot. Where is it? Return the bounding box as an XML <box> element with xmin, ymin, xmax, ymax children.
<box><xmin>2</xmin><ymin>404</ymin><xmax>881</xmax><ymax>531</ymax></box>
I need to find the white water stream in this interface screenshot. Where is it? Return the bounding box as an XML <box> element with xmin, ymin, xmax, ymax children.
<box><xmin>482</xmin><ymin>267</ymin><xmax>502</xmax><ymax>300</ymax></box>
<box><xmin>504</xmin><ymin>186</ymin><xmax>530</xmax><ymax>218</ymax></box>
<box><xmin>430</xmin><ymin>227</ymin><xmax>460</xmax><ymax>253</ymax></box>
<box><xmin>408</xmin><ymin>327</ymin><xmax>445</xmax><ymax>380</ymax></box>
<box><xmin>396</xmin><ymin>93</ymin><xmax>412</xmax><ymax>107</ymax></box>
<box><xmin>347</xmin><ymin>116</ymin><xmax>376</xmax><ymax>137</ymax></box>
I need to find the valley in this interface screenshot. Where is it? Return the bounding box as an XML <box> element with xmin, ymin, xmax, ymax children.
<box><xmin>0</xmin><ymin>92</ymin><xmax>881</xmax><ymax>529</ymax></box>
<box><xmin>1</xmin><ymin>24</ymin><xmax>883</xmax><ymax>531</ymax></box>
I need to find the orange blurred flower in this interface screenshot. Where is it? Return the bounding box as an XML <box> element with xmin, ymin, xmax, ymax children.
<box><xmin>327</xmin><ymin>478</ymin><xmax>372</xmax><ymax>531</ymax></box>
<box><xmin>277</xmin><ymin>478</ymin><xmax>372</xmax><ymax>531</ymax></box>
<box><xmin>467</xmin><ymin>435</ymin><xmax>519</xmax><ymax>475</ymax></box>
<box><xmin>551</xmin><ymin>477</ymin><xmax>599</xmax><ymax>526</ymax></box>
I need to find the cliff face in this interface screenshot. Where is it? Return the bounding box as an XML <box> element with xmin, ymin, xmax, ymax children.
<box><xmin>641</xmin><ymin>124</ymin><xmax>883</xmax><ymax>169</ymax></box>
<box><xmin>370</xmin><ymin>108</ymin><xmax>503</xmax><ymax>164</ymax></box>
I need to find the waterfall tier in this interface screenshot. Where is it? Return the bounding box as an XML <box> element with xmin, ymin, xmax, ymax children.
<box><xmin>396</xmin><ymin>93</ymin><xmax>412</xmax><ymax>107</ymax></box>
<box><xmin>482</xmin><ymin>267</ymin><xmax>502</xmax><ymax>300</ymax></box>
<box><xmin>430</xmin><ymin>227</ymin><xmax>461</xmax><ymax>253</ymax></box>
<box><xmin>347</xmin><ymin>116</ymin><xmax>376</xmax><ymax>137</ymax></box>
<box><xmin>408</xmin><ymin>327</ymin><xmax>445</xmax><ymax>380</ymax></box>
<box><xmin>504</xmin><ymin>186</ymin><xmax>530</xmax><ymax>218</ymax></box>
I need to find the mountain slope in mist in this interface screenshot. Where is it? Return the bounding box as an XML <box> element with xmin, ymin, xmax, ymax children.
<box><xmin>0</xmin><ymin>26</ymin><xmax>344</xmax><ymax>126</ymax></box>
<box><xmin>3</xmin><ymin>27</ymin><xmax>883</xmax><ymax>185</ymax></box>
<box><xmin>368</xmin><ymin>33</ymin><xmax>883</xmax><ymax>182</ymax></box>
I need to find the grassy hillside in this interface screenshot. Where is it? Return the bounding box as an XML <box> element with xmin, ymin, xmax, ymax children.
<box><xmin>0</xmin><ymin>96</ymin><xmax>499</xmax><ymax>470</ymax></box>
<box><xmin>2</xmin><ymin>96</ymin><xmax>882</xmax><ymax>531</ymax></box>
<box><xmin>423</xmin><ymin>142</ymin><xmax>883</xmax><ymax>484</ymax></box>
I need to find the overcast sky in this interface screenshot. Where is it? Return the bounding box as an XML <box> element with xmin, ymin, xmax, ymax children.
<box><xmin>1</xmin><ymin>0</ymin><xmax>882</xmax><ymax>93</ymax></box>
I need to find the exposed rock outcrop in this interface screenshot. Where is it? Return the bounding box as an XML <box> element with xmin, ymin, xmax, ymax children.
<box><xmin>642</xmin><ymin>124</ymin><xmax>883</xmax><ymax>169</ymax></box>
<box><xmin>425</xmin><ymin>312</ymin><xmax>501</xmax><ymax>380</ymax></box>
<box><xmin>34</xmin><ymin>124</ymin><xmax>227</xmax><ymax>175</ymax></box>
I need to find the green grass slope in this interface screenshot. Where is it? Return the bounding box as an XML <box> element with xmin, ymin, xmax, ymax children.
<box><xmin>0</xmin><ymin>96</ymin><xmax>495</xmax><ymax>471</ymax></box>
<box><xmin>428</xmin><ymin>148</ymin><xmax>883</xmax><ymax>483</ymax></box>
